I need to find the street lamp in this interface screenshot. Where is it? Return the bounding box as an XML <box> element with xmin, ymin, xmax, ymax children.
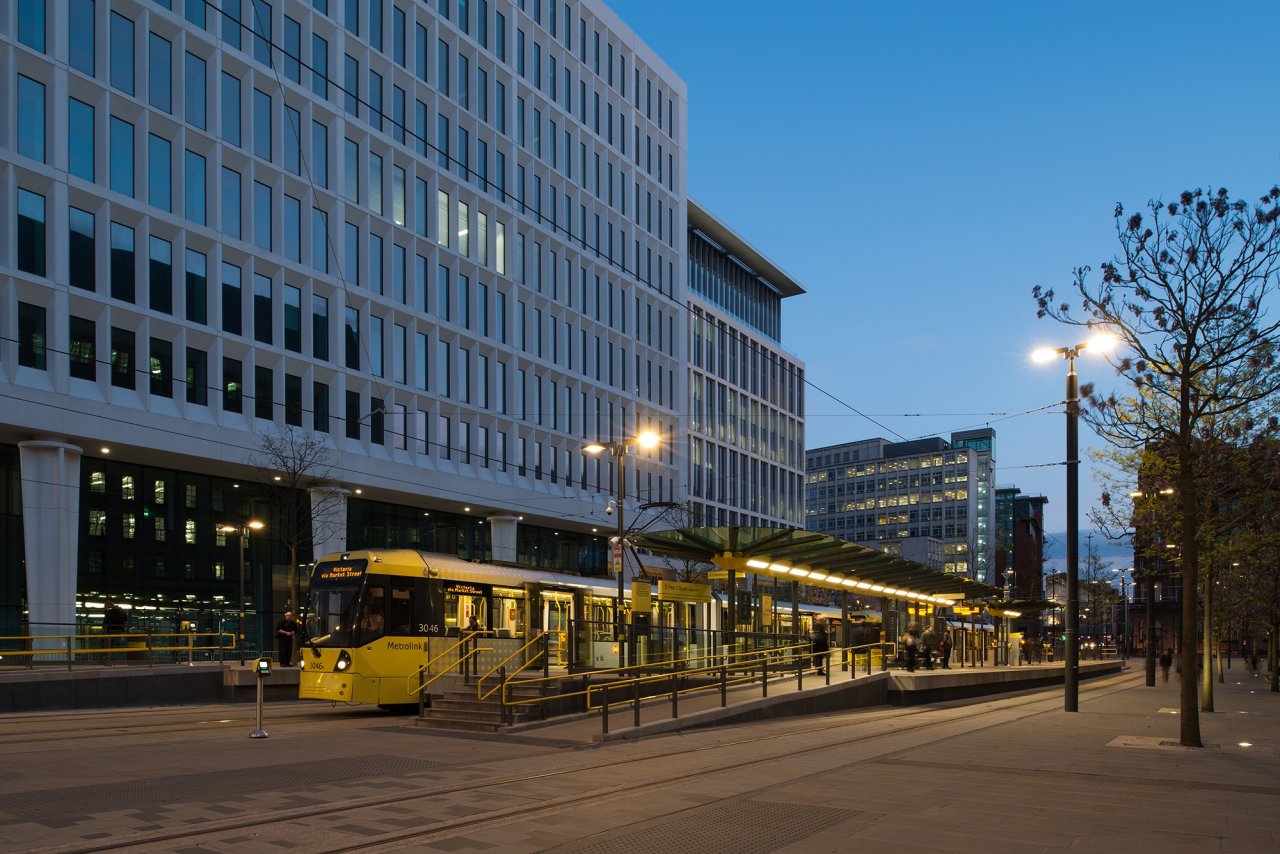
<box><xmin>1032</xmin><ymin>332</ymin><xmax>1115</xmax><ymax>712</ymax></box>
<box><xmin>583</xmin><ymin>430</ymin><xmax>661</xmax><ymax>657</ymax></box>
<box><xmin>1113</xmin><ymin>567</ymin><xmax>1131</xmax><ymax>661</ymax></box>
<box><xmin>220</xmin><ymin>520</ymin><xmax>265</xmax><ymax>665</ymax></box>
<box><xmin>1130</xmin><ymin>487</ymin><xmax>1174</xmax><ymax>686</ymax></box>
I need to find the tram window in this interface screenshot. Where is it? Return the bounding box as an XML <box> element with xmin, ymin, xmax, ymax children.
<box><xmin>358</xmin><ymin>585</ymin><xmax>386</xmax><ymax>641</ymax></box>
<box><xmin>389</xmin><ymin>584</ymin><xmax>413</xmax><ymax>634</ymax></box>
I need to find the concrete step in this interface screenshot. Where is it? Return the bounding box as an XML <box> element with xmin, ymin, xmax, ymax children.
<box><xmin>415</xmin><ymin>715</ymin><xmax>505</xmax><ymax>733</ymax></box>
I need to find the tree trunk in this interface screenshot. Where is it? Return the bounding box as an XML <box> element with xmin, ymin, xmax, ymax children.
<box><xmin>1177</xmin><ymin>417</ymin><xmax>1202</xmax><ymax>747</ymax></box>
<box><xmin>1201</xmin><ymin>575</ymin><xmax>1213</xmax><ymax>713</ymax></box>
<box><xmin>1272</xmin><ymin>622</ymin><xmax>1279</xmax><ymax>693</ymax></box>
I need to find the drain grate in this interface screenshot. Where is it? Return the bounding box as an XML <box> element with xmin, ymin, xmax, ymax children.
<box><xmin>547</xmin><ymin>799</ymin><xmax>855</xmax><ymax>854</ymax></box>
<box><xmin>0</xmin><ymin>755</ymin><xmax>449</xmax><ymax>823</ymax></box>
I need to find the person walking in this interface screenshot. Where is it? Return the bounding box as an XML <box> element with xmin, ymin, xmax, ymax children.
<box><xmin>275</xmin><ymin>611</ymin><xmax>299</xmax><ymax>666</ymax></box>
<box><xmin>103</xmin><ymin>600</ymin><xmax>128</xmax><ymax>662</ymax></box>
<box><xmin>1159</xmin><ymin>648</ymin><xmax>1173</xmax><ymax>683</ymax></box>
<box><xmin>921</xmin><ymin>624</ymin><xmax>937</xmax><ymax>670</ymax></box>
<box><xmin>902</xmin><ymin>622</ymin><xmax>922</xmax><ymax>672</ymax></box>
<box><xmin>810</xmin><ymin>619</ymin><xmax>830</xmax><ymax>675</ymax></box>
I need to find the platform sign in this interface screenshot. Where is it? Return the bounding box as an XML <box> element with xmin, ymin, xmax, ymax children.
<box><xmin>631</xmin><ymin>581</ymin><xmax>652</xmax><ymax>612</ymax></box>
<box><xmin>707</xmin><ymin>570</ymin><xmax>729</xmax><ymax>580</ymax></box>
<box><xmin>657</xmin><ymin>580</ymin><xmax>712</xmax><ymax>603</ymax></box>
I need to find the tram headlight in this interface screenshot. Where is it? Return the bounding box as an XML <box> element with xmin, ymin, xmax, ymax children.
<box><xmin>335</xmin><ymin>650</ymin><xmax>352</xmax><ymax>672</ymax></box>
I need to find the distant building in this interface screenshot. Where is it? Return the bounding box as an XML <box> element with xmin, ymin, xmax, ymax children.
<box><xmin>995</xmin><ymin>487</ymin><xmax>1048</xmax><ymax>599</ymax></box>
<box><xmin>804</xmin><ymin>428</ymin><xmax>996</xmax><ymax>582</ymax></box>
<box><xmin>685</xmin><ymin>201</ymin><xmax>806</xmax><ymax>529</ymax></box>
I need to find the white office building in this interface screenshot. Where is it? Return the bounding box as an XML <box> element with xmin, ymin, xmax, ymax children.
<box><xmin>1</xmin><ymin>0</ymin><xmax>688</xmax><ymax>636</ymax></box>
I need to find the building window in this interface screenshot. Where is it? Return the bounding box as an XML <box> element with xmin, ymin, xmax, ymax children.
<box><xmin>284</xmin><ymin>285</ymin><xmax>302</xmax><ymax>352</ymax></box>
<box><xmin>255</xmin><ymin>365</ymin><xmax>273</xmax><ymax>420</ymax></box>
<box><xmin>18</xmin><ymin>302</ymin><xmax>47</xmax><ymax>370</ymax></box>
<box><xmin>150</xmin><ymin>337</ymin><xmax>173</xmax><ymax>398</ymax></box>
<box><xmin>345</xmin><ymin>306</ymin><xmax>360</xmax><ymax>369</ymax></box>
<box><xmin>253</xmin><ymin>88</ymin><xmax>272</xmax><ymax>161</ymax></box>
<box><xmin>223</xmin><ymin>357</ymin><xmax>243</xmax><ymax>413</ymax></box>
<box><xmin>110</xmin><ymin>11</ymin><xmax>134</xmax><ymax>95</ymax></box>
<box><xmin>285</xmin><ymin>373</ymin><xmax>302</xmax><ymax>426</ymax></box>
<box><xmin>312</xmin><ymin>294</ymin><xmax>330</xmax><ymax>360</ymax></box>
<box><xmin>17</xmin><ymin>189</ymin><xmax>46</xmax><ymax>277</ymax></box>
<box><xmin>222</xmin><ymin>262</ymin><xmax>242</xmax><ymax>335</ymax></box>
<box><xmin>345</xmin><ymin>390</ymin><xmax>361</xmax><ymax>439</ymax></box>
<box><xmin>314</xmin><ymin>381</ymin><xmax>330</xmax><ymax>433</ymax></box>
<box><xmin>89</xmin><ymin>510</ymin><xmax>107</xmax><ymax>537</ymax></box>
<box><xmin>253</xmin><ymin>273</ymin><xmax>272</xmax><ymax>343</ymax></box>
<box><xmin>148</xmin><ymin>134</ymin><xmax>171</xmax><ymax>211</ymax></box>
<box><xmin>17</xmin><ymin>75</ymin><xmax>45</xmax><ymax>163</ymax></box>
<box><xmin>186</xmin><ymin>347</ymin><xmax>208</xmax><ymax>405</ymax></box>
<box><xmin>184</xmin><ymin>150</ymin><xmax>207</xmax><ymax>225</ymax></box>
<box><xmin>110</xmin><ymin>327</ymin><xmax>136</xmax><ymax>389</ymax></box>
<box><xmin>221</xmin><ymin>166</ymin><xmax>241</xmax><ymax>238</ymax></box>
<box><xmin>70</xmin><ymin>315</ymin><xmax>96</xmax><ymax>381</ymax></box>
<box><xmin>110</xmin><ymin>222</ymin><xmax>135</xmax><ymax>303</ymax></box>
<box><xmin>68</xmin><ymin>98</ymin><xmax>95</xmax><ymax>181</ymax></box>
<box><xmin>148</xmin><ymin>33</ymin><xmax>172</xmax><ymax>113</ymax></box>
<box><xmin>221</xmin><ymin>72</ymin><xmax>241</xmax><ymax>146</ymax></box>
<box><xmin>185</xmin><ymin>52</ymin><xmax>207</xmax><ymax>129</ymax></box>
<box><xmin>110</xmin><ymin>116</ymin><xmax>134</xmax><ymax>197</ymax></box>
<box><xmin>70</xmin><ymin>0</ymin><xmax>94</xmax><ymax>73</ymax></box>
<box><xmin>185</xmin><ymin>248</ymin><xmax>208</xmax><ymax>324</ymax></box>
<box><xmin>149</xmin><ymin>236</ymin><xmax>173</xmax><ymax>314</ymax></box>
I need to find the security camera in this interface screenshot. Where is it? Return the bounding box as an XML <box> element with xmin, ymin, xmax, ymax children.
<box><xmin>605</xmin><ymin>504</ymin><xmax>614</xmax><ymax>516</ymax></box>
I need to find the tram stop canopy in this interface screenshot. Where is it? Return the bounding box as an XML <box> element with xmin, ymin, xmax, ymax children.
<box><xmin>632</xmin><ymin>527</ymin><xmax>1002</xmax><ymax>606</ymax></box>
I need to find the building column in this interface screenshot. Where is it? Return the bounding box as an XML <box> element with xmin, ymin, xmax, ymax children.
<box><xmin>19</xmin><ymin>440</ymin><xmax>82</xmax><ymax>639</ymax></box>
<box><xmin>488</xmin><ymin>515</ymin><xmax>518</xmax><ymax>563</ymax></box>
<box><xmin>309</xmin><ymin>485</ymin><xmax>350</xmax><ymax>560</ymax></box>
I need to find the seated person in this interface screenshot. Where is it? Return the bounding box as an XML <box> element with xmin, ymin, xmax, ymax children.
<box><xmin>359</xmin><ymin>607</ymin><xmax>384</xmax><ymax>635</ymax></box>
<box><xmin>465</xmin><ymin>615</ymin><xmax>482</xmax><ymax>634</ymax></box>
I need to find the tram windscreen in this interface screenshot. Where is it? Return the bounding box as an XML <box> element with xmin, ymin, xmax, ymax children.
<box><xmin>306</xmin><ymin>560</ymin><xmax>368</xmax><ymax>646</ymax></box>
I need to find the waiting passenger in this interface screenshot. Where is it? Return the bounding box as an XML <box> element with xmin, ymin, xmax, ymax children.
<box><xmin>810</xmin><ymin>620</ymin><xmax>829</xmax><ymax>675</ymax></box>
<box><xmin>921</xmin><ymin>625</ymin><xmax>937</xmax><ymax>670</ymax></box>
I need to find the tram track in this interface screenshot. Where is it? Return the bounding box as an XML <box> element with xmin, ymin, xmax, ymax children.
<box><xmin>43</xmin><ymin>671</ymin><xmax>1142</xmax><ymax>854</ymax></box>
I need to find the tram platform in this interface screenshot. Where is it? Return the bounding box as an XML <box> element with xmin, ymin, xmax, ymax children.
<box><xmin>0</xmin><ymin>661</ymin><xmax>303</xmax><ymax>712</ymax></box>
<box><xmin>505</xmin><ymin>659</ymin><xmax>1126</xmax><ymax>742</ymax></box>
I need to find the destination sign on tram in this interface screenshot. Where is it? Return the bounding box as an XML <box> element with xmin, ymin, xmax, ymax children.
<box><xmin>316</xmin><ymin>562</ymin><xmax>366</xmax><ymax>581</ymax></box>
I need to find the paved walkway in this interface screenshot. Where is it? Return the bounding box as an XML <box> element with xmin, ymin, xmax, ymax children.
<box><xmin>0</xmin><ymin>662</ymin><xmax>1274</xmax><ymax>852</ymax></box>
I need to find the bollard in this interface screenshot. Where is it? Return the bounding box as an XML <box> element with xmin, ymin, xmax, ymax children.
<box><xmin>633</xmin><ymin>679</ymin><xmax>641</xmax><ymax>728</ymax></box>
<box><xmin>251</xmin><ymin>658</ymin><xmax>271</xmax><ymax>738</ymax></box>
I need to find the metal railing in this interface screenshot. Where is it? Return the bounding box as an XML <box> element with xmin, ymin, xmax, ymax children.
<box><xmin>494</xmin><ymin>640</ymin><xmax>893</xmax><ymax>735</ymax></box>
<box><xmin>476</xmin><ymin>632</ymin><xmax>550</xmax><ymax>702</ymax></box>
<box><xmin>407</xmin><ymin>632</ymin><xmax>494</xmax><ymax>715</ymax></box>
<box><xmin>0</xmin><ymin>631</ymin><xmax>236</xmax><ymax>669</ymax></box>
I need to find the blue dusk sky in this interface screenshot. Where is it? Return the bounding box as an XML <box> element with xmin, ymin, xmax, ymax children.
<box><xmin>608</xmin><ymin>0</ymin><xmax>1280</xmax><ymax>533</ymax></box>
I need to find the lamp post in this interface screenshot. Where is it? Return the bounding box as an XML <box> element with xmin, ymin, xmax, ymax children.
<box><xmin>220</xmin><ymin>520</ymin><xmax>265</xmax><ymax>665</ymax></box>
<box><xmin>1130</xmin><ymin>487</ymin><xmax>1174</xmax><ymax>686</ymax></box>
<box><xmin>1113</xmin><ymin>567</ymin><xmax>1131</xmax><ymax>661</ymax></box>
<box><xmin>1033</xmin><ymin>333</ymin><xmax>1114</xmax><ymax>712</ymax></box>
<box><xmin>583</xmin><ymin>430</ymin><xmax>660</xmax><ymax>657</ymax></box>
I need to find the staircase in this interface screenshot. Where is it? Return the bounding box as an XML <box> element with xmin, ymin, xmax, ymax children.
<box><xmin>415</xmin><ymin>682</ymin><xmax>552</xmax><ymax>733</ymax></box>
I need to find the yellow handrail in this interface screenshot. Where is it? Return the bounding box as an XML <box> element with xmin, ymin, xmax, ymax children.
<box><xmin>0</xmin><ymin>632</ymin><xmax>236</xmax><ymax>662</ymax></box>
<box><xmin>500</xmin><ymin>639</ymin><xmax>828</xmax><ymax>712</ymax></box>
<box><xmin>404</xmin><ymin>632</ymin><xmax>489</xmax><ymax>697</ymax></box>
<box><xmin>476</xmin><ymin>632</ymin><xmax>549</xmax><ymax>701</ymax></box>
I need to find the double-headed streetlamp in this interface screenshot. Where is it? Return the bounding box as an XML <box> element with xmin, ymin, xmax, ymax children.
<box><xmin>220</xmin><ymin>520</ymin><xmax>265</xmax><ymax>665</ymax></box>
<box><xmin>583</xmin><ymin>430</ymin><xmax>660</xmax><ymax>648</ymax></box>
<box><xmin>1032</xmin><ymin>332</ymin><xmax>1114</xmax><ymax>712</ymax></box>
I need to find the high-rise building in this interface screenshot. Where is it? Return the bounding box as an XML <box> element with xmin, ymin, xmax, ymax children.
<box><xmin>995</xmin><ymin>486</ymin><xmax>1048</xmax><ymax>600</ymax></box>
<box><xmin>686</xmin><ymin>200</ymin><xmax>805</xmax><ymax>529</ymax></box>
<box><xmin>1</xmin><ymin>1</ymin><xmax>688</xmax><ymax>638</ymax></box>
<box><xmin>804</xmin><ymin>428</ymin><xmax>997</xmax><ymax>581</ymax></box>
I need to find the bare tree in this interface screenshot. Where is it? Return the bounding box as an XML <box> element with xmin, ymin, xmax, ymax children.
<box><xmin>1034</xmin><ymin>186</ymin><xmax>1280</xmax><ymax>746</ymax></box>
<box><xmin>251</xmin><ymin>427</ymin><xmax>344</xmax><ymax>614</ymax></box>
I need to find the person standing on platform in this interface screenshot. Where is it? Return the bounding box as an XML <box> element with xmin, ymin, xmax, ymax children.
<box><xmin>810</xmin><ymin>619</ymin><xmax>829</xmax><ymax>675</ymax></box>
<box><xmin>921</xmin><ymin>624</ymin><xmax>937</xmax><ymax>670</ymax></box>
<box><xmin>938</xmin><ymin>627</ymin><xmax>953</xmax><ymax>669</ymax></box>
<box><xmin>275</xmin><ymin>611</ymin><xmax>299</xmax><ymax>666</ymax></box>
<box><xmin>1159</xmin><ymin>648</ymin><xmax>1173</xmax><ymax>683</ymax></box>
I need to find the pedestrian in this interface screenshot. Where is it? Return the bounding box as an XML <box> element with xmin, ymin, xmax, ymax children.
<box><xmin>902</xmin><ymin>622</ymin><xmax>922</xmax><ymax>672</ymax></box>
<box><xmin>1159</xmin><ymin>648</ymin><xmax>1172</xmax><ymax>683</ymax></box>
<box><xmin>275</xmin><ymin>610</ymin><xmax>299</xmax><ymax>666</ymax></box>
<box><xmin>103</xmin><ymin>600</ymin><xmax>128</xmax><ymax>662</ymax></box>
<box><xmin>938</xmin><ymin>627</ymin><xmax>953</xmax><ymax>669</ymax></box>
<box><xmin>810</xmin><ymin>619</ymin><xmax>830</xmax><ymax>675</ymax></box>
<box><xmin>921</xmin><ymin>624</ymin><xmax>937</xmax><ymax>670</ymax></box>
